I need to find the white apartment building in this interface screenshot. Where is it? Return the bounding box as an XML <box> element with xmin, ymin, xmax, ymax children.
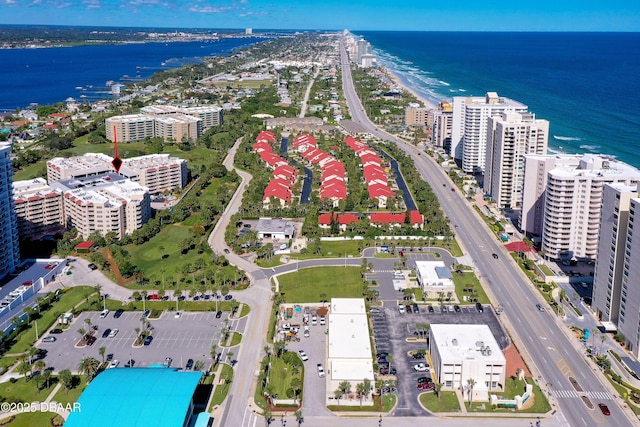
<box><xmin>13</xmin><ymin>178</ymin><xmax>64</xmax><ymax>240</ymax></box>
<box><xmin>451</xmin><ymin>92</ymin><xmax>528</xmax><ymax>173</ymax></box>
<box><xmin>429</xmin><ymin>324</ymin><xmax>506</xmax><ymax>402</ymax></box>
<box><xmin>105</xmin><ymin>114</ymin><xmax>155</xmax><ymax>142</ymax></box>
<box><xmin>484</xmin><ymin>112</ymin><xmax>549</xmax><ymax>209</ymax></box>
<box><xmin>592</xmin><ymin>183</ymin><xmax>638</xmax><ymax>331</ymax></box>
<box><xmin>47</xmin><ymin>153</ymin><xmax>187</xmax><ymax>194</ymax></box>
<box><xmin>432</xmin><ymin>101</ymin><xmax>453</xmax><ymax>150</ymax></box>
<box><xmin>521</xmin><ymin>154</ymin><xmax>640</xmax><ymax>260</ymax></box>
<box><xmin>52</xmin><ymin>174</ymin><xmax>150</xmax><ymax>239</ymax></box>
<box><xmin>153</xmin><ymin>114</ymin><xmax>201</xmax><ymax>143</ymax></box>
<box><xmin>0</xmin><ymin>141</ymin><xmax>20</xmax><ymax>280</ymax></box>
<box><xmin>617</xmin><ymin>196</ymin><xmax>640</xmax><ymax>357</ymax></box>
<box><xmin>120</xmin><ymin>154</ymin><xmax>188</xmax><ymax>194</ymax></box>
<box><xmin>106</xmin><ymin>105</ymin><xmax>223</xmax><ymax>143</ymax></box>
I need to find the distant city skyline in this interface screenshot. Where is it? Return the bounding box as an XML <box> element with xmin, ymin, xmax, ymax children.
<box><xmin>1</xmin><ymin>1</ymin><xmax>639</xmax><ymax>32</ymax></box>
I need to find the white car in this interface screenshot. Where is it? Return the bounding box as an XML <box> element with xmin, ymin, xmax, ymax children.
<box><xmin>109</xmin><ymin>360</ymin><xmax>119</xmax><ymax>368</ymax></box>
<box><xmin>100</xmin><ymin>309</ymin><xmax>110</xmax><ymax>318</ymax></box>
<box><xmin>311</xmin><ymin>315</ymin><xmax>317</xmax><ymax>326</ymax></box>
<box><xmin>175</xmin><ymin>312</ymin><xmax>182</xmax><ymax>319</ymax></box>
<box><xmin>298</xmin><ymin>350</ymin><xmax>309</xmax><ymax>362</ymax></box>
<box><xmin>108</xmin><ymin>328</ymin><xmax>119</xmax><ymax>338</ymax></box>
<box><xmin>319</xmin><ymin>316</ymin><xmax>326</xmax><ymax>326</ymax></box>
<box><xmin>414</xmin><ymin>363</ymin><xmax>429</xmax><ymax>372</ymax></box>
<box><xmin>398</xmin><ymin>304</ymin><xmax>405</xmax><ymax>314</ymax></box>
<box><xmin>317</xmin><ymin>364</ymin><xmax>325</xmax><ymax>378</ymax></box>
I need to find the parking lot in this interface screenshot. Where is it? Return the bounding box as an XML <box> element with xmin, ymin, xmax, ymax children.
<box><xmin>37</xmin><ymin>310</ymin><xmax>239</xmax><ymax>372</ymax></box>
<box><xmin>277</xmin><ymin>309</ymin><xmax>330</xmax><ymax>417</ymax></box>
<box><xmin>372</xmin><ymin>302</ymin><xmax>508</xmax><ymax>416</ymax></box>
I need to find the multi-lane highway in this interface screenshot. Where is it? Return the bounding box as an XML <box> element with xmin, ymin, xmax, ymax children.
<box><xmin>338</xmin><ymin>38</ymin><xmax>635</xmax><ymax>427</ymax></box>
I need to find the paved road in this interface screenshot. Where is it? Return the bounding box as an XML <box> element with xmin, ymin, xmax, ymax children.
<box><xmin>338</xmin><ymin>37</ymin><xmax>634</xmax><ymax>427</ymax></box>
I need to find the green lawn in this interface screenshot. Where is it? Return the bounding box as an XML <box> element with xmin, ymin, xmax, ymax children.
<box><xmin>466</xmin><ymin>378</ymin><xmax>551</xmax><ymax>413</ymax></box>
<box><xmin>6</xmin><ymin>287</ymin><xmax>95</xmax><ymax>355</ymax></box>
<box><xmin>53</xmin><ymin>376</ymin><xmax>87</xmax><ymax>406</ymax></box>
<box><xmin>2</xmin><ymin>411</ymin><xmax>59</xmax><ymax>427</ymax></box>
<box><xmin>277</xmin><ymin>267</ymin><xmax>365</xmax><ymax>303</ymax></box>
<box><xmin>239</xmin><ymin>305</ymin><xmax>251</xmax><ymax>318</ymax></box>
<box><xmin>209</xmin><ymin>363</ymin><xmax>234</xmax><ymax>408</ymax></box>
<box><xmin>267</xmin><ymin>354</ymin><xmax>302</xmax><ymax>399</ymax></box>
<box><xmin>419</xmin><ymin>391</ymin><xmax>461</xmax><ymax>412</ymax></box>
<box><xmin>452</xmin><ymin>272</ymin><xmax>491</xmax><ymax>305</ymax></box>
<box><xmin>223</xmin><ymin>332</ymin><xmax>242</xmax><ymax>347</ymax></box>
<box><xmin>0</xmin><ymin>377</ymin><xmax>52</xmax><ymax>405</ymax></box>
<box><xmin>328</xmin><ymin>393</ymin><xmax>396</xmax><ymax>412</ymax></box>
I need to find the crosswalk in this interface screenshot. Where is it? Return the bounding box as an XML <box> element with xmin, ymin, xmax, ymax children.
<box><xmin>551</xmin><ymin>390</ymin><xmax>614</xmax><ymax>400</ymax></box>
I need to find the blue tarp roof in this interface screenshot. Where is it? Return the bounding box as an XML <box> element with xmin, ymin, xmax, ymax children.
<box><xmin>65</xmin><ymin>368</ymin><xmax>203</xmax><ymax>427</ymax></box>
<box><xmin>435</xmin><ymin>266</ymin><xmax>453</xmax><ymax>279</ymax></box>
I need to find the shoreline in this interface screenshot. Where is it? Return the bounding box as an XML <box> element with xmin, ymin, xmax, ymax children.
<box><xmin>381</xmin><ymin>64</ymin><xmax>438</xmax><ymax>111</ymax></box>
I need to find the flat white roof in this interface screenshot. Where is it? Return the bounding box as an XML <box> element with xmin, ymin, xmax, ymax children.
<box><xmin>416</xmin><ymin>261</ymin><xmax>454</xmax><ymax>287</ymax></box>
<box><xmin>328</xmin><ymin>298</ymin><xmax>371</xmax><ymax>360</ymax></box>
<box><xmin>330</xmin><ymin>360</ymin><xmax>374</xmax><ymax>382</ymax></box>
<box><xmin>431</xmin><ymin>324</ymin><xmax>505</xmax><ymax>365</ymax></box>
<box><xmin>330</xmin><ymin>298</ymin><xmax>366</xmax><ymax>315</ymax></box>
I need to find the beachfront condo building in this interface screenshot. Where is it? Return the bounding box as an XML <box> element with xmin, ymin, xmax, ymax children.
<box><xmin>451</xmin><ymin>92</ymin><xmax>528</xmax><ymax>173</ymax></box>
<box><xmin>105</xmin><ymin>114</ymin><xmax>155</xmax><ymax>143</ymax></box>
<box><xmin>484</xmin><ymin>112</ymin><xmax>549</xmax><ymax>209</ymax></box>
<box><xmin>13</xmin><ymin>178</ymin><xmax>64</xmax><ymax>240</ymax></box>
<box><xmin>51</xmin><ymin>173</ymin><xmax>150</xmax><ymax>239</ymax></box>
<box><xmin>592</xmin><ymin>183</ymin><xmax>637</xmax><ymax>334</ymax></box>
<box><xmin>432</xmin><ymin>101</ymin><xmax>453</xmax><ymax>150</ymax></box>
<box><xmin>47</xmin><ymin>153</ymin><xmax>187</xmax><ymax>195</ymax></box>
<box><xmin>0</xmin><ymin>141</ymin><xmax>20</xmax><ymax>280</ymax></box>
<box><xmin>356</xmin><ymin>39</ymin><xmax>371</xmax><ymax>64</ymax></box>
<box><xmin>106</xmin><ymin>105</ymin><xmax>223</xmax><ymax>143</ymax></box>
<box><xmin>520</xmin><ymin>154</ymin><xmax>640</xmax><ymax>260</ymax></box>
<box><xmin>405</xmin><ymin>104</ymin><xmax>430</xmax><ymax>128</ymax></box>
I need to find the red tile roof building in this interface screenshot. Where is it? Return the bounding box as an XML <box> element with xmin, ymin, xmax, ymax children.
<box><xmin>318</xmin><ymin>213</ymin><xmax>359</xmax><ymax>231</ymax></box>
<box><xmin>370</xmin><ymin>210</ymin><xmax>424</xmax><ymax>229</ymax></box>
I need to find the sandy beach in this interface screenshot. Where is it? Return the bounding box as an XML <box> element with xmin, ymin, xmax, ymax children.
<box><xmin>382</xmin><ymin>65</ymin><xmax>438</xmax><ymax>110</ymax></box>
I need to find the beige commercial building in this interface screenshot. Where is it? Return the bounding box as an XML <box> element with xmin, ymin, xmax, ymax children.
<box><xmin>47</xmin><ymin>153</ymin><xmax>187</xmax><ymax>195</ymax></box>
<box><xmin>521</xmin><ymin>154</ymin><xmax>640</xmax><ymax>260</ymax></box>
<box><xmin>13</xmin><ymin>178</ymin><xmax>64</xmax><ymax>240</ymax></box>
<box><xmin>484</xmin><ymin>112</ymin><xmax>549</xmax><ymax>209</ymax></box>
<box><xmin>405</xmin><ymin>104</ymin><xmax>431</xmax><ymax>127</ymax></box>
<box><xmin>52</xmin><ymin>173</ymin><xmax>150</xmax><ymax>239</ymax></box>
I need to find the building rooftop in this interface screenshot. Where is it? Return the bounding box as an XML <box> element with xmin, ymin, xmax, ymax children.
<box><xmin>328</xmin><ymin>299</ymin><xmax>371</xmax><ymax>360</ymax></box>
<box><xmin>331</xmin><ymin>359</ymin><xmax>374</xmax><ymax>382</ymax></box>
<box><xmin>430</xmin><ymin>324</ymin><xmax>505</xmax><ymax>364</ymax></box>
<box><xmin>256</xmin><ymin>217</ymin><xmax>295</xmax><ymax>235</ymax></box>
<box><xmin>416</xmin><ymin>261</ymin><xmax>454</xmax><ymax>287</ymax></box>
<box><xmin>64</xmin><ymin>367</ymin><xmax>203</xmax><ymax>427</ymax></box>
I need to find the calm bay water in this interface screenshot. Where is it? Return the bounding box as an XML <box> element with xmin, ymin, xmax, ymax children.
<box><xmin>357</xmin><ymin>31</ymin><xmax>640</xmax><ymax>168</ymax></box>
<box><xmin>0</xmin><ymin>37</ymin><xmax>263</xmax><ymax>111</ymax></box>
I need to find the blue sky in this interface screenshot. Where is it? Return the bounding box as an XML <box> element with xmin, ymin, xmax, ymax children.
<box><xmin>1</xmin><ymin>0</ymin><xmax>639</xmax><ymax>31</ymax></box>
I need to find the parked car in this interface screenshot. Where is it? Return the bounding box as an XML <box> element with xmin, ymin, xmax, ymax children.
<box><xmin>100</xmin><ymin>309</ymin><xmax>110</xmax><ymax>318</ymax></box>
<box><xmin>216</xmin><ymin>311</ymin><xmax>223</xmax><ymax>318</ymax></box>
<box><xmin>186</xmin><ymin>359</ymin><xmax>194</xmax><ymax>370</ymax></box>
<box><xmin>417</xmin><ymin>376</ymin><xmax>433</xmax><ymax>384</ymax></box>
<box><xmin>223</xmin><ymin>248</ymin><xmax>230</xmax><ymax>254</ymax></box>
<box><xmin>109</xmin><ymin>360</ymin><xmax>119</xmax><ymax>369</ymax></box>
<box><xmin>86</xmin><ymin>336</ymin><xmax>96</xmax><ymax>346</ymax></box>
<box><xmin>114</xmin><ymin>308</ymin><xmax>124</xmax><ymax>318</ymax></box>
<box><xmin>108</xmin><ymin>328</ymin><xmax>119</xmax><ymax>338</ymax></box>
<box><xmin>398</xmin><ymin>304</ymin><xmax>405</xmax><ymax>314</ymax></box>
<box><xmin>102</xmin><ymin>328</ymin><xmax>112</xmax><ymax>338</ymax></box>
<box><xmin>144</xmin><ymin>335</ymin><xmax>154</xmax><ymax>346</ymax></box>
<box><xmin>411</xmin><ymin>353</ymin><xmax>425</xmax><ymax>360</ymax></box>
<box><xmin>413</xmin><ymin>363</ymin><xmax>429</xmax><ymax>372</ymax></box>
<box><xmin>476</xmin><ymin>303</ymin><xmax>484</xmax><ymax>313</ymax></box>
<box><xmin>42</xmin><ymin>336</ymin><xmax>56</xmax><ymax>342</ymax></box>
<box><xmin>428</xmin><ymin>305</ymin><xmax>434</xmax><ymax>313</ymax></box>
<box><xmin>163</xmin><ymin>357</ymin><xmax>172</xmax><ymax>368</ymax></box>
<box><xmin>124</xmin><ymin>359</ymin><xmax>135</xmax><ymax>368</ymax></box>
<box><xmin>454</xmin><ymin>305</ymin><xmax>461</xmax><ymax>312</ymax></box>
<box><xmin>142</xmin><ymin>310</ymin><xmax>150</xmax><ymax>318</ymax></box>
<box><xmin>298</xmin><ymin>350</ymin><xmax>309</xmax><ymax>362</ymax></box>
<box><xmin>224</xmin><ymin>295</ymin><xmax>233</xmax><ymax>301</ymax></box>
<box><xmin>88</xmin><ymin>263</ymin><xmax>98</xmax><ymax>270</ymax></box>
<box><xmin>413</xmin><ymin>303</ymin><xmax>420</xmax><ymax>313</ymax></box>
<box><xmin>50</xmin><ymin>328</ymin><xmax>63</xmax><ymax>334</ymax></box>
<box><xmin>319</xmin><ymin>316</ymin><xmax>326</xmax><ymax>326</ymax></box>
<box><xmin>317</xmin><ymin>364</ymin><xmax>325</xmax><ymax>378</ymax></box>
<box><xmin>174</xmin><ymin>312</ymin><xmax>182</xmax><ymax>319</ymax></box>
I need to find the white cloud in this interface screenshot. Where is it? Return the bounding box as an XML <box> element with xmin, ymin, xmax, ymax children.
<box><xmin>83</xmin><ymin>0</ymin><xmax>100</xmax><ymax>9</ymax></box>
<box><xmin>189</xmin><ymin>4</ymin><xmax>233</xmax><ymax>13</ymax></box>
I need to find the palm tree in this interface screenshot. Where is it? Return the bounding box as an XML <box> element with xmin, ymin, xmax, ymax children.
<box><xmin>333</xmin><ymin>388</ymin><xmax>343</xmax><ymax>405</ymax></box>
<box><xmin>77</xmin><ymin>328</ymin><xmax>86</xmax><ymax>344</ymax></box>
<box><xmin>84</xmin><ymin>318</ymin><xmax>92</xmax><ymax>332</ymax></box>
<box><xmin>290</xmin><ymin>377</ymin><xmax>302</xmax><ymax>402</ymax></box>
<box><xmin>59</xmin><ymin>369</ymin><xmax>73</xmax><ymax>394</ymax></box>
<box><xmin>42</xmin><ymin>370</ymin><xmax>52</xmax><ymax>390</ymax></box>
<box><xmin>263</xmin><ymin>410</ymin><xmax>273</xmax><ymax>426</ymax></box>
<box><xmin>294</xmin><ymin>410</ymin><xmax>303</xmax><ymax>427</ymax></box>
<box><xmin>356</xmin><ymin>382</ymin><xmax>367</xmax><ymax>407</ymax></box>
<box><xmin>194</xmin><ymin>360</ymin><xmax>205</xmax><ymax>371</ymax></box>
<box><xmin>17</xmin><ymin>361</ymin><xmax>31</xmax><ymax>380</ymax></box>
<box><xmin>362</xmin><ymin>378</ymin><xmax>372</xmax><ymax>401</ymax></box>
<box><xmin>77</xmin><ymin>357</ymin><xmax>100</xmax><ymax>382</ymax></box>
<box><xmin>435</xmin><ymin>383</ymin><xmax>443</xmax><ymax>400</ymax></box>
<box><xmin>466</xmin><ymin>378</ymin><xmax>476</xmax><ymax>405</ymax></box>
<box><xmin>28</xmin><ymin>347</ymin><xmax>38</xmax><ymax>365</ymax></box>
<box><xmin>99</xmin><ymin>346</ymin><xmax>106</xmax><ymax>363</ymax></box>
<box><xmin>34</xmin><ymin>360</ymin><xmax>46</xmax><ymax>375</ymax></box>
<box><xmin>515</xmin><ymin>368</ymin><xmax>524</xmax><ymax>386</ymax></box>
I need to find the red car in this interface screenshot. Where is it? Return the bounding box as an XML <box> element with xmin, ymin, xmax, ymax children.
<box><xmin>598</xmin><ymin>403</ymin><xmax>610</xmax><ymax>416</ymax></box>
<box><xmin>417</xmin><ymin>383</ymin><xmax>435</xmax><ymax>391</ymax></box>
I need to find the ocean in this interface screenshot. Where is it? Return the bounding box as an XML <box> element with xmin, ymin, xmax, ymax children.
<box><xmin>357</xmin><ymin>31</ymin><xmax>640</xmax><ymax>168</ymax></box>
<box><xmin>0</xmin><ymin>37</ymin><xmax>263</xmax><ymax>111</ymax></box>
